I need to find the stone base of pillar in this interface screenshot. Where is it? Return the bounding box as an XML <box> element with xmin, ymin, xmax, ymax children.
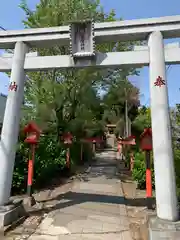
<box><xmin>23</xmin><ymin>196</ymin><xmax>36</xmax><ymax>208</ymax></box>
<box><xmin>148</xmin><ymin>215</ymin><xmax>180</xmax><ymax>240</ymax></box>
<box><xmin>0</xmin><ymin>199</ymin><xmax>26</xmax><ymax>232</ymax></box>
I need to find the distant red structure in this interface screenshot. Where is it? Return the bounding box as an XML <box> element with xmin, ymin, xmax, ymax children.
<box><xmin>63</xmin><ymin>132</ymin><xmax>73</xmax><ymax>144</ymax></box>
<box><xmin>118</xmin><ymin>135</ymin><xmax>136</xmax><ymax>145</ymax></box>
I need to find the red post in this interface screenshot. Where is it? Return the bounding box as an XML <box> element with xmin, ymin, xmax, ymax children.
<box><xmin>130</xmin><ymin>152</ymin><xmax>134</xmax><ymax>172</ymax></box>
<box><xmin>27</xmin><ymin>144</ymin><xmax>36</xmax><ymax>197</ymax></box>
<box><xmin>145</xmin><ymin>150</ymin><xmax>152</xmax><ymax>209</ymax></box>
<box><xmin>116</xmin><ymin>141</ymin><xmax>122</xmax><ymax>160</ymax></box>
<box><xmin>117</xmin><ymin>141</ymin><xmax>121</xmax><ymax>153</ymax></box>
<box><xmin>27</xmin><ymin>160</ymin><xmax>33</xmax><ymax>186</ymax></box>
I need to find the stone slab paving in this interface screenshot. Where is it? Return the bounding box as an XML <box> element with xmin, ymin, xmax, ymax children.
<box><xmin>8</xmin><ymin>150</ymin><xmax>133</xmax><ymax>240</ymax></box>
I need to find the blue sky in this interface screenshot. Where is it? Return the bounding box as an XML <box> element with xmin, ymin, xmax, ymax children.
<box><xmin>1</xmin><ymin>0</ymin><xmax>180</xmax><ymax>106</ymax></box>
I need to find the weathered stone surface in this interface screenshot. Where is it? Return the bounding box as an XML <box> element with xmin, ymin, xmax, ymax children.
<box><xmin>149</xmin><ymin>216</ymin><xmax>180</xmax><ymax>240</ymax></box>
<box><xmin>6</xmin><ymin>150</ymin><xmax>133</xmax><ymax>240</ymax></box>
<box><xmin>0</xmin><ymin>203</ymin><xmax>26</xmax><ymax>229</ymax></box>
<box><xmin>23</xmin><ymin>196</ymin><xmax>36</xmax><ymax>207</ymax></box>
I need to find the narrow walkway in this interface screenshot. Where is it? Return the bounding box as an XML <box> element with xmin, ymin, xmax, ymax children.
<box><xmin>28</xmin><ymin>150</ymin><xmax>133</xmax><ymax>240</ymax></box>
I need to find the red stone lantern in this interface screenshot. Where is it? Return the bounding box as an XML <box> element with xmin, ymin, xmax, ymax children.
<box><xmin>23</xmin><ymin>122</ymin><xmax>41</xmax><ymax>200</ymax></box>
<box><xmin>24</xmin><ymin>121</ymin><xmax>41</xmax><ymax>145</ymax></box>
<box><xmin>140</xmin><ymin>128</ymin><xmax>153</xmax><ymax>209</ymax></box>
<box><xmin>140</xmin><ymin>128</ymin><xmax>152</xmax><ymax>151</ymax></box>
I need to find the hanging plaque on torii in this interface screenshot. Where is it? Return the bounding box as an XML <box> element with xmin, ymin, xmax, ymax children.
<box><xmin>70</xmin><ymin>20</ymin><xmax>95</xmax><ymax>60</ymax></box>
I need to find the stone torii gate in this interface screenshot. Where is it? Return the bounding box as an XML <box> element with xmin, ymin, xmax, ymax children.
<box><xmin>0</xmin><ymin>15</ymin><xmax>180</xmax><ymax>231</ymax></box>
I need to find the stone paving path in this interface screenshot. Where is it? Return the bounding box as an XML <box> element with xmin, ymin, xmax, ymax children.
<box><xmin>7</xmin><ymin>150</ymin><xmax>133</xmax><ymax>240</ymax></box>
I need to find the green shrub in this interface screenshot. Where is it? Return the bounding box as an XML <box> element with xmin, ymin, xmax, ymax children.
<box><xmin>33</xmin><ymin>135</ymin><xmax>66</xmax><ymax>187</ymax></box>
<box><xmin>12</xmin><ymin>135</ymin><xmax>93</xmax><ymax>195</ymax></box>
<box><xmin>70</xmin><ymin>142</ymin><xmax>92</xmax><ymax>162</ymax></box>
<box><xmin>132</xmin><ymin>150</ymin><xmax>155</xmax><ymax>189</ymax></box>
<box><xmin>12</xmin><ymin>134</ymin><xmax>66</xmax><ymax>194</ymax></box>
<box><xmin>174</xmin><ymin>149</ymin><xmax>180</xmax><ymax>197</ymax></box>
<box><xmin>12</xmin><ymin>142</ymin><xmax>28</xmax><ymax>193</ymax></box>
<box><xmin>132</xmin><ymin>148</ymin><xmax>180</xmax><ymax>195</ymax></box>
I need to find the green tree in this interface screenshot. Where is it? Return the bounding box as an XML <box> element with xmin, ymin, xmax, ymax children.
<box><xmin>132</xmin><ymin>106</ymin><xmax>151</xmax><ymax>133</ymax></box>
<box><xmin>19</xmin><ymin>0</ymin><xmax>140</xmax><ymax>139</ymax></box>
<box><xmin>11</xmin><ymin>0</ymin><xmax>144</xmax><ymax>193</ymax></box>
<box><xmin>103</xmin><ymin>78</ymin><xmax>140</xmax><ymax>136</ymax></box>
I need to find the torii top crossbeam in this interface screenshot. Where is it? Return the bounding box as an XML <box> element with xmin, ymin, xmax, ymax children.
<box><xmin>1</xmin><ymin>15</ymin><xmax>180</xmax><ymax>48</ymax></box>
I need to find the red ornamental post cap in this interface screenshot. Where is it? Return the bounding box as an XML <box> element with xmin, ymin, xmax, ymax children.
<box><xmin>24</xmin><ymin>122</ymin><xmax>41</xmax><ymax>144</ymax></box>
<box><xmin>24</xmin><ymin>121</ymin><xmax>41</xmax><ymax>134</ymax></box>
<box><xmin>24</xmin><ymin>134</ymin><xmax>39</xmax><ymax>144</ymax></box>
<box><xmin>140</xmin><ymin>128</ymin><xmax>152</xmax><ymax>139</ymax></box>
<box><xmin>140</xmin><ymin>128</ymin><xmax>152</xmax><ymax>151</ymax></box>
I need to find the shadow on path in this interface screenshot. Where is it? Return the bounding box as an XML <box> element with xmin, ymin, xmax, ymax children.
<box><xmin>29</xmin><ymin>150</ymin><xmax>156</xmax><ymax>216</ymax></box>
<box><xmin>29</xmin><ymin>190</ymin><xmax>156</xmax><ymax>217</ymax></box>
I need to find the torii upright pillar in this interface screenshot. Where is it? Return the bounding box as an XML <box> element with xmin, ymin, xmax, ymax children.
<box><xmin>148</xmin><ymin>31</ymin><xmax>178</xmax><ymax>221</ymax></box>
<box><xmin>0</xmin><ymin>42</ymin><xmax>28</xmax><ymax>206</ymax></box>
